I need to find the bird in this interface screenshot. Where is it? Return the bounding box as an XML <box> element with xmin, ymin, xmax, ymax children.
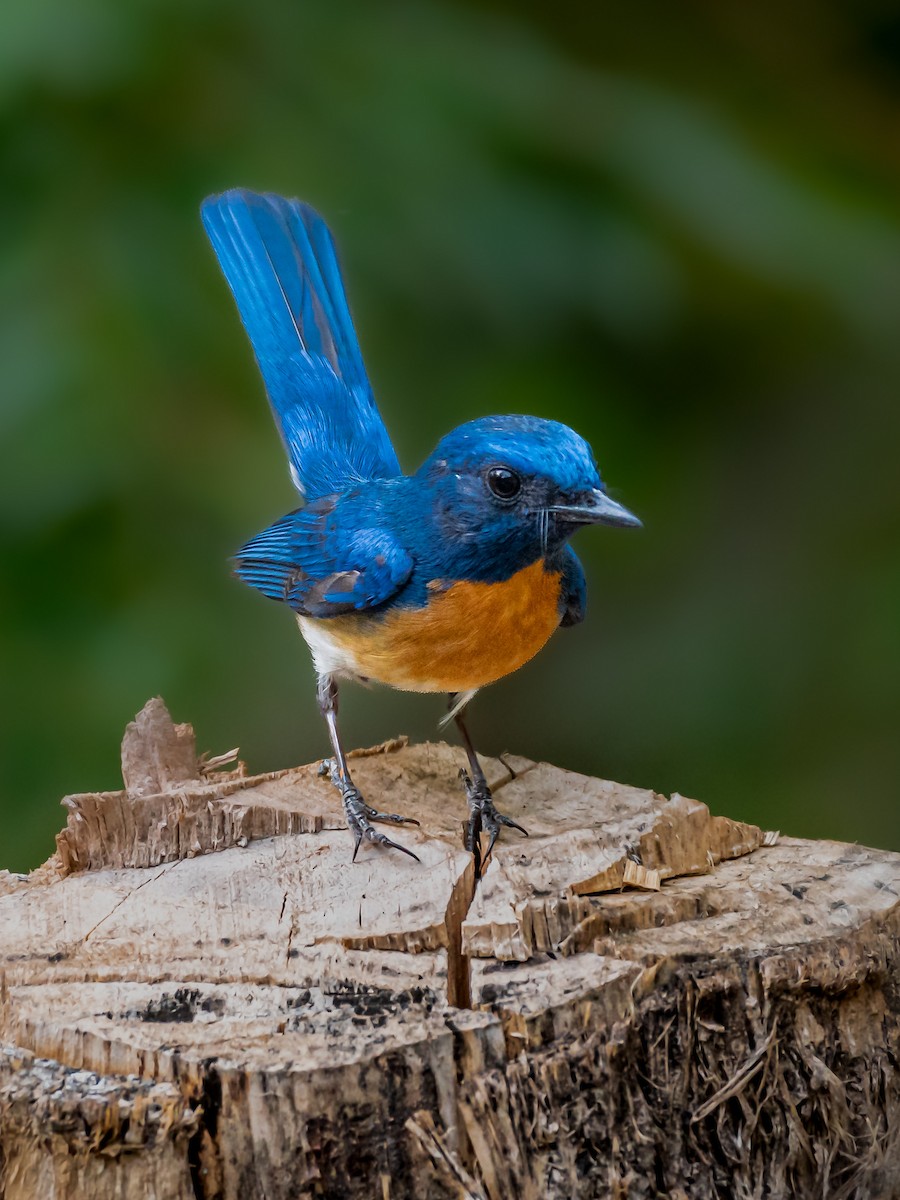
<box><xmin>201</xmin><ymin>189</ymin><xmax>641</xmax><ymax>871</ymax></box>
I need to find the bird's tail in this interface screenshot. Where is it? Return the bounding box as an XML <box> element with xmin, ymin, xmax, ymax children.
<box><xmin>201</xmin><ymin>189</ymin><xmax>400</xmax><ymax>497</ymax></box>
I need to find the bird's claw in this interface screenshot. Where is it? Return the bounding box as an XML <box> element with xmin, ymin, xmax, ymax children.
<box><xmin>351</xmin><ymin>826</ymin><xmax>420</xmax><ymax>864</ymax></box>
<box><xmin>363</xmin><ymin>808</ymin><xmax>420</xmax><ymax>826</ymax></box>
<box><xmin>459</xmin><ymin>768</ymin><xmax>528</xmax><ymax>874</ymax></box>
<box><xmin>324</xmin><ymin>765</ymin><xmax>420</xmax><ymax>862</ymax></box>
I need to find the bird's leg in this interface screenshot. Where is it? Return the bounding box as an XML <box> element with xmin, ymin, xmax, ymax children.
<box><xmin>317</xmin><ymin>674</ymin><xmax>420</xmax><ymax>863</ymax></box>
<box><xmin>450</xmin><ymin>695</ymin><xmax>528</xmax><ymax>873</ymax></box>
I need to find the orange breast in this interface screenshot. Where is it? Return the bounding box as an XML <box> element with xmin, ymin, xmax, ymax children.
<box><xmin>319</xmin><ymin>559</ymin><xmax>563</xmax><ymax>693</ymax></box>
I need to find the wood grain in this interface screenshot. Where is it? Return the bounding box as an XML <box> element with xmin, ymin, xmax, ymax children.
<box><xmin>2</xmin><ymin>698</ymin><xmax>899</xmax><ymax>1199</ymax></box>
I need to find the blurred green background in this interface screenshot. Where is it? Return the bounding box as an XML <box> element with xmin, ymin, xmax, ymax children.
<box><xmin>2</xmin><ymin>0</ymin><xmax>899</xmax><ymax>871</ymax></box>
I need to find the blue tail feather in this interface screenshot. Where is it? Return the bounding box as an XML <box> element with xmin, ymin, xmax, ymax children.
<box><xmin>201</xmin><ymin>189</ymin><xmax>401</xmax><ymax>498</ymax></box>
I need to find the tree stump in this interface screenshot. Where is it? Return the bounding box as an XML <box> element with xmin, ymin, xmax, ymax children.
<box><xmin>2</xmin><ymin>698</ymin><xmax>899</xmax><ymax>1199</ymax></box>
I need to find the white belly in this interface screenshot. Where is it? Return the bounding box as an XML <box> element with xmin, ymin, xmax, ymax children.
<box><xmin>296</xmin><ymin>615</ymin><xmax>363</xmax><ymax>679</ymax></box>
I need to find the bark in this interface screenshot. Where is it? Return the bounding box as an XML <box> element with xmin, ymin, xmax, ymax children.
<box><xmin>1</xmin><ymin>698</ymin><xmax>899</xmax><ymax>1199</ymax></box>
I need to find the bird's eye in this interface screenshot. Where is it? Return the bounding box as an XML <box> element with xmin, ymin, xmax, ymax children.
<box><xmin>486</xmin><ymin>466</ymin><xmax>521</xmax><ymax>500</ymax></box>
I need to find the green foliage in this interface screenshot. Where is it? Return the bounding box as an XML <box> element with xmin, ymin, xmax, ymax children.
<box><xmin>2</xmin><ymin>0</ymin><xmax>899</xmax><ymax>869</ymax></box>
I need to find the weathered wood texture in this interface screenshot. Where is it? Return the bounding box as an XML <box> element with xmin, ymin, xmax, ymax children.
<box><xmin>2</xmin><ymin>698</ymin><xmax>899</xmax><ymax>1199</ymax></box>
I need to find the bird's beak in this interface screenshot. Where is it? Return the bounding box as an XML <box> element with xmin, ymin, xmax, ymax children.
<box><xmin>551</xmin><ymin>488</ymin><xmax>642</xmax><ymax>529</ymax></box>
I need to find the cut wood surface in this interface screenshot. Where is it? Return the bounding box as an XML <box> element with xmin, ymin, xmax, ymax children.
<box><xmin>2</xmin><ymin>698</ymin><xmax>899</xmax><ymax>1199</ymax></box>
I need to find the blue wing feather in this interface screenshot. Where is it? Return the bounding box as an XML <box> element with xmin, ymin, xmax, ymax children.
<box><xmin>234</xmin><ymin>508</ymin><xmax>413</xmax><ymax>617</ymax></box>
<box><xmin>201</xmin><ymin>189</ymin><xmax>401</xmax><ymax>498</ymax></box>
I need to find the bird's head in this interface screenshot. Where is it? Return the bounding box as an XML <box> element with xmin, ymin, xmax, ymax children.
<box><xmin>414</xmin><ymin>415</ymin><xmax>640</xmax><ymax>572</ymax></box>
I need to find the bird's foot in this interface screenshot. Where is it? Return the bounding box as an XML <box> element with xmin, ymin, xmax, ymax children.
<box><xmin>320</xmin><ymin>759</ymin><xmax>420</xmax><ymax>862</ymax></box>
<box><xmin>459</xmin><ymin>769</ymin><xmax>528</xmax><ymax>875</ymax></box>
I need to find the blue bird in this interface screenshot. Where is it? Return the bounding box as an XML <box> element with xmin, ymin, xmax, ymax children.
<box><xmin>201</xmin><ymin>189</ymin><xmax>641</xmax><ymax>869</ymax></box>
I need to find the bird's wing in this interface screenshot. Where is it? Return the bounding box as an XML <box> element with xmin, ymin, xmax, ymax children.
<box><xmin>234</xmin><ymin>507</ymin><xmax>413</xmax><ymax>617</ymax></box>
<box><xmin>559</xmin><ymin>546</ymin><xmax>587</xmax><ymax>627</ymax></box>
<box><xmin>201</xmin><ymin>189</ymin><xmax>401</xmax><ymax>499</ymax></box>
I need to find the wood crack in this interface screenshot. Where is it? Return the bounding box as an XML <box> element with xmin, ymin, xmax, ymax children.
<box><xmin>6</xmin><ymin>701</ymin><xmax>899</xmax><ymax>1198</ymax></box>
<box><xmin>82</xmin><ymin>862</ymin><xmax>180</xmax><ymax>943</ymax></box>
